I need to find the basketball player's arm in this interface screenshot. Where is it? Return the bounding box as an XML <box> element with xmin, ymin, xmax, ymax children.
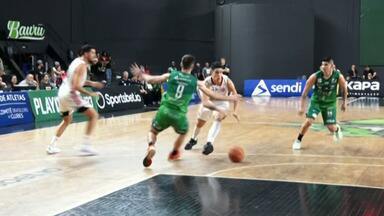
<box><xmin>84</xmin><ymin>80</ymin><xmax>104</xmax><ymax>89</ymax></box>
<box><xmin>197</xmin><ymin>81</ymin><xmax>240</xmax><ymax>101</ymax></box>
<box><xmin>338</xmin><ymin>75</ymin><xmax>348</xmax><ymax>112</ymax></box>
<box><xmin>227</xmin><ymin>79</ymin><xmax>240</xmax><ymax>121</ymax></box>
<box><xmin>141</xmin><ymin>73</ymin><xmax>170</xmax><ymax>84</ymax></box>
<box><xmin>130</xmin><ymin>63</ymin><xmax>170</xmax><ymax>84</ymax></box>
<box><xmin>299</xmin><ymin>74</ymin><xmax>316</xmax><ymax>115</ymax></box>
<box><xmin>196</xmin><ymin>88</ymin><xmax>227</xmax><ymax>119</ymax></box>
<box><xmin>72</xmin><ymin>64</ymin><xmax>98</xmax><ymax>97</ymax></box>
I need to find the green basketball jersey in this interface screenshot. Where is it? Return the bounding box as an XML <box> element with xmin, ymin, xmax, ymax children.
<box><xmin>161</xmin><ymin>70</ymin><xmax>198</xmax><ymax>113</ymax></box>
<box><xmin>311</xmin><ymin>70</ymin><xmax>340</xmax><ymax>105</ymax></box>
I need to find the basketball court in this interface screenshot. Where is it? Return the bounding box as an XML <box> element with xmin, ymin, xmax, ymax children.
<box><xmin>1</xmin><ymin>98</ymin><xmax>383</xmax><ymax>215</ymax></box>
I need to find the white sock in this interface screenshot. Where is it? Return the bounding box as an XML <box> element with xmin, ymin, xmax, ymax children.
<box><xmin>207</xmin><ymin>121</ymin><xmax>221</xmax><ymax>143</ymax></box>
<box><xmin>50</xmin><ymin>136</ymin><xmax>59</xmax><ymax>146</ymax></box>
<box><xmin>83</xmin><ymin>135</ymin><xmax>91</xmax><ymax>145</ymax></box>
<box><xmin>192</xmin><ymin>127</ymin><xmax>201</xmax><ymax>140</ymax></box>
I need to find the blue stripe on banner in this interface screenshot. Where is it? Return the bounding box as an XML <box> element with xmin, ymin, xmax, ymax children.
<box><xmin>0</xmin><ymin>92</ymin><xmax>34</xmax><ymax>127</ymax></box>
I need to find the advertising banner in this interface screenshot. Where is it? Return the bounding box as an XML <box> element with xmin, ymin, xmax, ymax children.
<box><xmin>95</xmin><ymin>86</ymin><xmax>144</xmax><ymax>113</ymax></box>
<box><xmin>347</xmin><ymin>80</ymin><xmax>383</xmax><ymax>97</ymax></box>
<box><xmin>244</xmin><ymin>79</ymin><xmax>306</xmax><ymax>97</ymax></box>
<box><xmin>0</xmin><ymin>92</ymin><xmax>34</xmax><ymax>127</ymax></box>
<box><xmin>28</xmin><ymin>89</ymin><xmax>98</xmax><ymax>122</ymax></box>
<box><xmin>7</xmin><ymin>20</ymin><xmax>45</xmax><ymax>40</ymax></box>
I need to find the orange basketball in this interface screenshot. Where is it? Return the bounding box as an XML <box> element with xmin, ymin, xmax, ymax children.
<box><xmin>228</xmin><ymin>146</ymin><xmax>245</xmax><ymax>163</ymax></box>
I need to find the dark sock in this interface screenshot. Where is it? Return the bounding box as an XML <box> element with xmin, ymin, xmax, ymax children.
<box><xmin>297</xmin><ymin>133</ymin><xmax>304</xmax><ymax>141</ymax></box>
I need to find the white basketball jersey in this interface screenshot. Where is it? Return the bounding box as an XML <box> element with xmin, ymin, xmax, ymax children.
<box><xmin>204</xmin><ymin>75</ymin><xmax>230</xmax><ymax>102</ymax></box>
<box><xmin>58</xmin><ymin>57</ymin><xmax>88</xmax><ymax>97</ymax></box>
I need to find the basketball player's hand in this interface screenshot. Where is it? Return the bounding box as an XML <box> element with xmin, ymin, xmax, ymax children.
<box><xmin>298</xmin><ymin>108</ymin><xmax>305</xmax><ymax>116</ymax></box>
<box><xmin>217</xmin><ymin>109</ymin><xmax>227</xmax><ymax>121</ymax></box>
<box><xmin>130</xmin><ymin>63</ymin><xmax>144</xmax><ymax>78</ymax></box>
<box><xmin>92</xmin><ymin>82</ymin><xmax>104</xmax><ymax>89</ymax></box>
<box><xmin>232</xmin><ymin>112</ymin><xmax>240</xmax><ymax>122</ymax></box>
<box><xmin>228</xmin><ymin>94</ymin><xmax>242</xmax><ymax>102</ymax></box>
<box><xmin>341</xmin><ymin>102</ymin><xmax>346</xmax><ymax>112</ymax></box>
<box><xmin>89</xmin><ymin>91</ymin><xmax>99</xmax><ymax>97</ymax></box>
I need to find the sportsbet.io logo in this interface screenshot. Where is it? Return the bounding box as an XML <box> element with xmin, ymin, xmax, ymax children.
<box><xmin>7</xmin><ymin>20</ymin><xmax>45</xmax><ymax>40</ymax></box>
<box><xmin>96</xmin><ymin>91</ymin><xmax>142</xmax><ymax>109</ymax></box>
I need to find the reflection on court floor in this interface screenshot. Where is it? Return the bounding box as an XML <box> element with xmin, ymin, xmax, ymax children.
<box><xmin>58</xmin><ymin>175</ymin><xmax>384</xmax><ymax>216</ymax></box>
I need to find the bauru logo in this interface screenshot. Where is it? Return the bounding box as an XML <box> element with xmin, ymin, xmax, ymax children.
<box><xmin>7</xmin><ymin>20</ymin><xmax>45</xmax><ymax>40</ymax></box>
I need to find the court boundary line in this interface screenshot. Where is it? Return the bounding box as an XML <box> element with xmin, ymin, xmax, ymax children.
<box><xmin>159</xmin><ymin>172</ymin><xmax>384</xmax><ymax>190</ymax></box>
<box><xmin>210</xmin><ymin>152</ymin><xmax>384</xmax><ymax>161</ymax></box>
<box><xmin>2</xmin><ymin>151</ymin><xmax>384</xmax><ymax>164</ymax></box>
<box><xmin>206</xmin><ymin>162</ymin><xmax>384</xmax><ymax>175</ymax></box>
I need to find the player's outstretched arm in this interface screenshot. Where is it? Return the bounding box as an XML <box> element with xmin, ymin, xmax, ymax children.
<box><xmin>338</xmin><ymin>74</ymin><xmax>348</xmax><ymax>112</ymax></box>
<box><xmin>196</xmin><ymin>89</ymin><xmax>227</xmax><ymax>119</ymax></box>
<box><xmin>130</xmin><ymin>63</ymin><xmax>170</xmax><ymax>84</ymax></box>
<box><xmin>84</xmin><ymin>80</ymin><xmax>104</xmax><ymax>89</ymax></box>
<box><xmin>197</xmin><ymin>81</ymin><xmax>240</xmax><ymax>102</ymax></box>
<box><xmin>142</xmin><ymin>73</ymin><xmax>170</xmax><ymax>84</ymax></box>
<box><xmin>227</xmin><ymin>79</ymin><xmax>240</xmax><ymax>121</ymax></box>
<box><xmin>299</xmin><ymin>74</ymin><xmax>316</xmax><ymax>115</ymax></box>
<box><xmin>72</xmin><ymin>64</ymin><xmax>98</xmax><ymax>97</ymax></box>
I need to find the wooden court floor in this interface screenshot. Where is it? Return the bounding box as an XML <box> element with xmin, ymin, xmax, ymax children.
<box><xmin>0</xmin><ymin>97</ymin><xmax>383</xmax><ymax>216</ymax></box>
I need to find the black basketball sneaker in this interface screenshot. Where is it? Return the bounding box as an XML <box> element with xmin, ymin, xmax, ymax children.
<box><xmin>184</xmin><ymin>138</ymin><xmax>197</xmax><ymax>150</ymax></box>
<box><xmin>202</xmin><ymin>142</ymin><xmax>214</xmax><ymax>155</ymax></box>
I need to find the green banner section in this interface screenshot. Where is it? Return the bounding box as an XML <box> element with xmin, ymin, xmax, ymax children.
<box><xmin>28</xmin><ymin>89</ymin><xmax>98</xmax><ymax>122</ymax></box>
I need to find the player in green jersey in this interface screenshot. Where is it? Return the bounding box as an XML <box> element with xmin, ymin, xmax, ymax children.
<box><xmin>130</xmin><ymin>55</ymin><xmax>240</xmax><ymax>167</ymax></box>
<box><xmin>292</xmin><ymin>57</ymin><xmax>348</xmax><ymax>150</ymax></box>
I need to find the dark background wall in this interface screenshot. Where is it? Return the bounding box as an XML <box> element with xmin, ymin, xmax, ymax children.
<box><xmin>0</xmin><ymin>0</ymin><xmax>372</xmax><ymax>90</ymax></box>
<box><xmin>0</xmin><ymin>0</ymin><xmax>216</xmax><ymax>74</ymax></box>
<box><xmin>215</xmin><ymin>3</ymin><xmax>314</xmax><ymax>91</ymax></box>
<box><xmin>216</xmin><ymin>0</ymin><xmax>360</xmax><ymax>84</ymax></box>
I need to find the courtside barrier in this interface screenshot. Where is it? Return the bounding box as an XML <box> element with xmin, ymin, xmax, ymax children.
<box><xmin>347</xmin><ymin>79</ymin><xmax>383</xmax><ymax>97</ymax></box>
<box><xmin>28</xmin><ymin>89</ymin><xmax>98</xmax><ymax>122</ymax></box>
<box><xmin>0</xmin><ymin>91</ymin><xmax>34</xmax><ymax>127</ymax></box>
<box><xmin>95</xmin><ymin>86</ymin><xmax>144</xmax><ymax>113</ymax></box>
<box><xmin>244</xmin><ymin>79</ymin><xmax>306</xmax><ymax>97</ymax></box>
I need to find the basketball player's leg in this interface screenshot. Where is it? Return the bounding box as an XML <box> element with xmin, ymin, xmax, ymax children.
<box><xmin>143</xmin><ymin>106</ymin><xmax>171</xmax><ymax>167</ymax></box>
<box><xmin>56</xmin><ymin>113</ymin><xmax>73</xmax><ymax>137</ymax></box>
<box><xmin>169</xmin><ymin>114</ymin><xmax>189</xmax><ymax>161</ymax></box>
<box><xmin>322</xmin><ymin>106</ymin><xmax>342</xmax><ymax>142</ymax></box>
<box><xmin>185</xmin><ymin>106</ymin><xmax>210</xmax><ymax>150</ymax></box>
<box><xmin>185</xmin><ymin>119</ymin><xmax>207</xmax><ymax>150</ymax></box>
<box><xmin>203</xmin><ymin>104</ymin><xmax>228</xmax><ymax>155</ymax></box>
<box><xmin>47</xmin><ymin>98</ymin><xmax>73</xmax><ymax>154</ymax></box>
<box><xmin>169</xmin><ymin>133</ymin><xmax>187</xmax><ymax>161</ymax></box>
<box><xmin>78</xmin><ymin>106</ymin><xmax>99</xmax><ymax>155</ymax></box>
<box><xmin>143</xmin><ymin>127</ymin><xmax>160</xmax><ymax>167</ymax></box>
<box><xmin>292</xmin><ymin>102</ymin><xmax>320</xmax><ymax>150</ymax></box>
<box><xmin>47</xmin><ymin>112</ymin><xmax>73</xmax><ymax>154</ymax></box>
<box><xmin>81</xmin><ymin>107</ymin><xmax>99</xmax><ymax>137</ymax></box>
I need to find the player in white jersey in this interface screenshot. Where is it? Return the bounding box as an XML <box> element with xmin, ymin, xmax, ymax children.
<box><xmin>185</xmin><ymin>61</ymin><xmax>239</xmax><ymax>155</ymax></box>
<box><xmin>46</xmin><ymin>45</ymin><xmax>104</xmax><ymax>155</ymax></box>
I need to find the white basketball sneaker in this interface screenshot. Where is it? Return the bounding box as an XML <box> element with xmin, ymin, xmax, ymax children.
<box><xmin>292</xmin><ymin>139</ymin><xmax>302</xmax><ymax>150</ymax></box>
<box><xmin>80</xmin><ymin>144</ymin><xmax>98</xmax><ymax>156</ymax></box>
<box><xmin>46</xmin><ymin>145</ymin><xmax>61</xmax><ymax>155</ymax></box>
<box><xmin>333</xmin><ymin>125</ymin><xmax>343</xmax><ymax>143</ymax></box>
